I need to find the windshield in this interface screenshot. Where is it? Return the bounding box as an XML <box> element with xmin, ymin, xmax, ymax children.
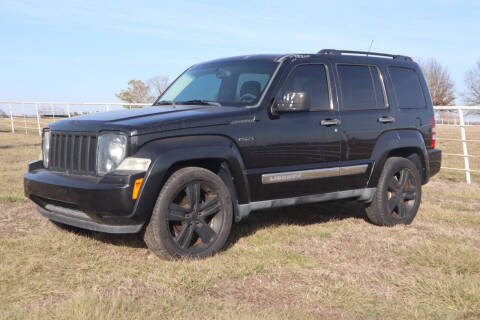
<box><xmin>156</xmin><ymin>59</ymin><xmax>279</xmax><ymax>107</ymax></box>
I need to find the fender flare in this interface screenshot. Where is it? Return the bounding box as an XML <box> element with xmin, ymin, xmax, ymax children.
<box><xmin>367</xmin><ymin>129</ymin><xmax>430</xmax><ymax>187</ymax></box>
<box><xmin>129</xmin><ymin>135</ymin><xmax>250</xmax><ymax>222</ymax></box>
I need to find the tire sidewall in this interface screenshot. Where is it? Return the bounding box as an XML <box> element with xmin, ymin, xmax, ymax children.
<box><xmin>149</xmin><ymin>167</ymin><xmax>233</xmax><ymax>259</ymax></box>
<box><xmin>376</xmin><ymin>157</ymin><xmax>422</xmax><ymax>226</ymax></box>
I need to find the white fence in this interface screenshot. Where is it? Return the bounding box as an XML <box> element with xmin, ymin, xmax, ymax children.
<box><xmin>0</xmin><ymin>101</ymin><xmax>151</xmax><ymax>136</ymax></box>
<box><xmin>434</xmin><ymin>106</ymin><xmax>480</xmax><ymax>184</ymax></box>
<box><xmin>0</xmin><ymin>101</ymin><xmax>479</xmax><ymax>184</ymax></box>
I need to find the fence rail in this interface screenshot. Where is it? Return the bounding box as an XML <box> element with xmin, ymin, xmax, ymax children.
<box><xmin>1</xmin><ymin>101</ymin><xmax>479</xmax><ymax>183</ymax></box>
<box><xmin>0</xmin><ymin>101</ymin><xmax>151</xmax><ymax>136</ymax></box>
<box><xmin>434</xmin><ymin>106</ymin><xmax>480</xmax><ymax>184</ymax></box>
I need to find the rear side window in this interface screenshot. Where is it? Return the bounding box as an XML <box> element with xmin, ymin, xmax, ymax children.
<box><xmin>280</xmin><ymin>64</ymin><xmax>330</xmax><ymax>110</ymax></box>
<box><xmin>389</xmin><ymin>67</ymin><xmax>426</xmax><ymax>108</ymax></box>
<box><xmin>337</xmin><ymin>65</ymin><xmax>386</xmax><ymax>109</ymax></box>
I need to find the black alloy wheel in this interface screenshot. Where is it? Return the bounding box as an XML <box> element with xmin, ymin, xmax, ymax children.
<box><xmin>167</xmin><ymin>182</ymin><xmax>224</xmax><ymax>251</ymax></box>
<box><xmin>144</xmin><ymin>167</ymin><xmax>233</xmax><ymax>259</ymax></box>
<box><xmin>366</xmin><ymin>157</ymin><xmax>422</xmax><ymax>226</ymax></box>
<box><xmin>385</xmin><ymin>167</ymin><xmax>419</xmax><ymax>219</ymax></box>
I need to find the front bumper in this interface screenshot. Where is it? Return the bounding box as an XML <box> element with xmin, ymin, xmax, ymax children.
<box><xmin>24</xmin><ymin>160</ymin><xmax>146</xmax><ymax>233</ymax></box>
<box><xmin>37</xmin><ymin>205</ymin><xmax>143</xmax><ymax>233</ymax></box>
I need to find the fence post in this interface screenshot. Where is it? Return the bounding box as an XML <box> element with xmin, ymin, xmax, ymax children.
<box><xmin>35</xmin><ymin>103</ymin><xmax>41</xmax><ymax>136</ymax></box>
<box><xmin>458</xmin><ymin>110</ymin><xmax>471</xmax><ymax>184</ymax></box>
<box><xmin>22</xmin><ymin>103</ymin><xmax>27</xmax><ymax>134</ymax></box>
<box><xmin>8</xmin><ymin>104</ymin><xmax>14</xmax><ymax>133</ymax></box>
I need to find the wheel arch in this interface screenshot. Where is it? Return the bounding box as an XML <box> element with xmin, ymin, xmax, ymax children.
<box><xmin>130</xmin><ymin>135</ymin><xmax>250</xmax><ymax>224</ymax></box>
<box><xmin>368</xmin><ymin>129</ymin><xmax>430</xmax><ymax>187</ymax></box>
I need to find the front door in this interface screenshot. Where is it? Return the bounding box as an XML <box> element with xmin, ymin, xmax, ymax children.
<box><xmin>250</xmin><ymin>62</ymin><xmax>342</xmax><ymax>201</ymax></box>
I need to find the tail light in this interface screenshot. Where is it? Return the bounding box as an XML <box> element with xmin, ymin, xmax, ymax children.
<box><xmin>430</xmin><ymin>115</ymin><xmax>436</xmax><ymax>148</ymax></box>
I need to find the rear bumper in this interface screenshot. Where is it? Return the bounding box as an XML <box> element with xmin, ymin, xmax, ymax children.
<box><xmin>427</xmin><ymin>148</ymin><xmax>442</xmax><ymax>179</ymax></box>
<box><xmin>24</xmin><ymin>160</ymin><xmax>146</xmax><ymax>233</ymax></box>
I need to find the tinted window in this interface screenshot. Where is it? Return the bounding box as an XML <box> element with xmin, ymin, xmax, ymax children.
<box><xmin>337</xmin><ymin>64</ymin><xmax>386</xmax><ymax>109</ymax></box>
<box><xmin>280</xmin><ymin>64</ymin><xmax>330</xmax><ymax>110</ymax></box>
<box><xmin>389</xmin><ymin>67</ymin><xmax>426</xmax><ymax>108</ymax></box>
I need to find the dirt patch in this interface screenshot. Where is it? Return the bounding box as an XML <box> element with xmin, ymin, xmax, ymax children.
<box><xmin>0</xmin><ymin>202</ymin><xmax>51</xmax><ymax>238</ymax></box>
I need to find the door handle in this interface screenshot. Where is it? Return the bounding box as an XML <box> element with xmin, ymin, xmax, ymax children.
<box><xmin>321</xmin><ymin>118</ymin><xmax>341</xmax><ymax>126</ymax></box>
<box><xmin>378</xmin><ymin>116</ymin><xmax>395</xmax><ymax>123</ymax></box>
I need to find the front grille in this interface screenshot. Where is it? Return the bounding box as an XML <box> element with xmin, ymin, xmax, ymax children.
<box><xmin>49</xmin><ymin>132</ymin><xmax>97</xmax><ymax>175</ymax></box>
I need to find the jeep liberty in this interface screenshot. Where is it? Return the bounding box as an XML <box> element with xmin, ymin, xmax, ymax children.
<box><xmin>24</xmin><ymin>49</ymin><xmax>442</xmax><ymax>259</ymax></box>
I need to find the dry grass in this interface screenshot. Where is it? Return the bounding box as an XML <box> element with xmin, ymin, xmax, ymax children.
<box><xmin>0</xmin><ymin>133</ymin><xmax>41</xmax><ymax>202</ymax></box>
<box><xmin>0</xmin><ymin>130</ymin><xmax>479</xmax><ymax>319</ymax></box>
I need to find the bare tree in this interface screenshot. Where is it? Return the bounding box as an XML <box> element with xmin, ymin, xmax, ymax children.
<box><xmin>417</xmin><ymin>58</ymin><xmax>455</xmax><ymax>106</ymax></box>
<box><xmin>148</xmin><ymin>76</ymin><xmax>169</xmax><ymax>97</ymax></box>
<box><xmin>115</xmin><ymin>80</ymin><xmax>155</xmax><ymax>108</ymax></box>
<box><xmin>464</xmin><ymin>59</ymin><xmax>480</xmax><ymax>106</ymax></box>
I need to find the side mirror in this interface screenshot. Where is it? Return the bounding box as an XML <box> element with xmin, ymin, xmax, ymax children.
<box><xmin>275</xmin><ymin>92</ymin><xmax>311</xmax><ymax>113</ymax></box>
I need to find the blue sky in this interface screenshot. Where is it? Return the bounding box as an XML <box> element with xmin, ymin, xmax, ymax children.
<box><xmin>1</xmin><ymin>0</ymin><xmax>478</xmax><ymax>103</ymax></box>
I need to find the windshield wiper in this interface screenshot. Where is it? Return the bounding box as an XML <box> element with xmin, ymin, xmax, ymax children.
<box><xmin>179</xmin><ymin>100</ymin><xmax>222</xmax><ymax>107</ymax></box>
<box><xmin>154</xmin><ymin>100</ymin><xmax>176</xmax><ymax>106</ymax></box>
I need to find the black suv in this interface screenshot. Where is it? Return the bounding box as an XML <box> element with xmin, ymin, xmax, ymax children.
<box><xmin>24</xmin><ymin>49</ymin><xmax>442</xmax><ymax>259</ymax></box>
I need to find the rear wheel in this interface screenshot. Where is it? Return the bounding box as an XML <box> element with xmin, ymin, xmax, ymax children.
<box><xmin>366</xmin><ymin>157</ymin><xmax>422</xmax><ymax>226</ymax></box>
<box><xmin>144</xmin><ymin>167</ymin><xmax>233</xmax><ymax>260</ymax></box>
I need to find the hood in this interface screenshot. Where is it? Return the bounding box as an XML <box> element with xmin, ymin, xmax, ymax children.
<box><xmin>48</xmin><ymin>105</ymin><xmax>254</xmax><ymax>135</ymax></box>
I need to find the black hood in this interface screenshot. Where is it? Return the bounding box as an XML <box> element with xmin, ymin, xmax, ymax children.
<box><xmin>48</xmin><ymin>105</ymin><xmax>254</xmax><ymax>135</ymax></box>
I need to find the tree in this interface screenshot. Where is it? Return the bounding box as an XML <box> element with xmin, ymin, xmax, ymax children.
<box><xmin>417</xmin><ymin>58</ymin><xmax>455</xmax><ymax>106</ymax></box>
<box><xmin>148</xmin><ymin>76</ymin><xmax>169</xmax><ymax>97</ymax></box>
<box><xmin>115</xmin><ymin>80</ymin><xmax>155</xmax><ymax>108</ymax></box>
<box><xmin>464</xmin><ymin>59</ymin><xmax>480</xmax><ymax>106</ymax></box>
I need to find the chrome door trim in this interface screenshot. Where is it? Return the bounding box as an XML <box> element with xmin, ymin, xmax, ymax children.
<box><xmin>262</xmin><ymin>167</ymin><xmax>339</xmax><ymax>184</ymax></box>
<box><xmin>261</xmin><ymin>164</ymin><xmax>368</xmax><ymax>184</ymax></box>
<box><xmin>339</xmin><ymin>164</ymin><xmax>368</xmax><ymax>176</ymax></box>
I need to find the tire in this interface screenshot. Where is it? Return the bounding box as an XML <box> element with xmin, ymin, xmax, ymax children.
<box><xmin>144</xmin><ymin>167</ymin><xmax>233</xmax><ymax>260</ymax></box>
<box><xmin>366</xmin><ymin>157</ymin><xmax>422</xmax><ymax>226</ymax></box>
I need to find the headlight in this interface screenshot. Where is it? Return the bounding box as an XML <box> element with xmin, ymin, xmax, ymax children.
<box><xmin>42</xmin><ymin>130</ymin><xmax>51</xmax><ymax>168</ymax></box>
<box><xmin>96</xmin><ymin>134</ymin><xmax>127</xmax><ymax>175</ymax></box>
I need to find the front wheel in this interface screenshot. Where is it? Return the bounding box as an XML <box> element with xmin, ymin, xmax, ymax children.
<box><xmin>366</xmin><ymin>157</ymin><xmax>422</xmax><ymax>226</ymax></box>
<box><xmin>144</xmin><ymin>167</ymin><xmax>233</xmax><ymax>260</ymax></box>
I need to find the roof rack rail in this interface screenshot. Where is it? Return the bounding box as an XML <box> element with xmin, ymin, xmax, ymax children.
<box><xmin>318</xmin><ymin>49</ymin><xmax>412</xmax><ymax>61</ymax></box>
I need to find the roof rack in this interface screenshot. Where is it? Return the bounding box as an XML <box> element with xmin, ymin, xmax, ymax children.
<box><xmin>318</xmin><ymin>49</ymin><xmax>412</xmax><ymax>61</ymax></box>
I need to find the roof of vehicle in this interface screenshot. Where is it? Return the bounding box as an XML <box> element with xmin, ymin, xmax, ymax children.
<box><xmin>201</xmin><ymin>50</ymin><xmax>413</xmax><ymax>66</ymax></box>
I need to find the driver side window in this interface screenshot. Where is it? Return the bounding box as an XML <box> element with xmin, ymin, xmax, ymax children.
<box><xmin>280</xmin><ymin>64</ymin><xmax>331</xmax><ymax>111</ymax></box>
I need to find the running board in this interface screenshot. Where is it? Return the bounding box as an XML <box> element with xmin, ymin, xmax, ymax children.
<box><xmin>237</xmin><ymin>188</ymin><xmax>376</xmax><ymax>221</ymax></box>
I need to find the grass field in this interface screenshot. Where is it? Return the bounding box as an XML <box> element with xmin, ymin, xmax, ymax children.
<box><xmin>0</xmin><ymin>128</ymin><xmax>479</xmax><ymax>319</ymax></box>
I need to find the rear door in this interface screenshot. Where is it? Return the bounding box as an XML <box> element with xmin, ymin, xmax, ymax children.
<box><xmin>333</xmin><ymin>62</ymin><xmax>393</xmax><ymax>190</ymax></box>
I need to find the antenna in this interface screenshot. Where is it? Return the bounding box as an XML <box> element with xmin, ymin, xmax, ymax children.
<box><xmin>367</xmin><ymin>40</ymin><xmax>374</xmax><ymax>56</ymax></box>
